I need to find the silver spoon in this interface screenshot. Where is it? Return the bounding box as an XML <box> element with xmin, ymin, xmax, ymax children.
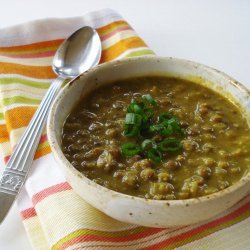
<box><xmin>0</xmin><ymin>26</ymin><xmax>102</xmax><ymax>223</ymax></box>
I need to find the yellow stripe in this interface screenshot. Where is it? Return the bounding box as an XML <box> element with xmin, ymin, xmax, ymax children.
<box><xmin>9</xmin><ymin>127</ymin><xmax>25</xmax><ymax>145</ymax></box>
<box><xmin>102</xmin><ymin>30</ymin><xmax>139</xmax><ymax>50</ymax></box>
<box><xmin>97</xmin><ymin>20</ymin><xmax>130</xmax><ymax>36</ymax></box>
<box><xmin>0</xmin><ymin>141</ymin><xmax>12</xmax><ymax>158</ymax></box>
<box><xmin>0</xmin><ymin>86</ymin><xmax>46</xmax><ymax>99</ymax></box>
<box><xmin>22</xmin><ymin>216</ymin><xmax>51</xmax><ymax>250</ymax></box>
<box><xmin>9</xmin><ymin>127</ymin><xmax>46</xmax><ymax>144</ymax></box>
<box><xmin>101</xmin><ymin>37</ymin><xmax>147</xmax><ymax>62</ymax></box>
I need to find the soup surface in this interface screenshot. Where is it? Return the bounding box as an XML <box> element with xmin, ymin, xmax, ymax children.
<box><xmin>62</xmin><ymin>77</ymin><xmax>250</xmax><ymax>200</ymax></box>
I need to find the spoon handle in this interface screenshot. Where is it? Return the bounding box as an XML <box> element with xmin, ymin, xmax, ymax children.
<box><xmin>0</xmin><ymin>76</ymin><xmax>64</xmax><ymax>223</ymax></box>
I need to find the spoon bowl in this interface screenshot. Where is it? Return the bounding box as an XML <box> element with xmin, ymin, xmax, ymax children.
<box><xmin>53</xmin><ymin>26</ymin><xmax>102</xmax><ymax>79</ymax></box>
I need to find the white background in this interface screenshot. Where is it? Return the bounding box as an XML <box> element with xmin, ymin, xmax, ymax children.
<box><xmin>0</xmin><ymin>1</ymin><xmax>250</xmax><ymax>249</ymax></box>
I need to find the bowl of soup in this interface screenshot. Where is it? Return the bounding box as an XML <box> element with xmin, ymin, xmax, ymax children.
<box><xmin>47</xmin><ymin>56</ymin><xmax>250</xmax><ymax>227</ymax></box>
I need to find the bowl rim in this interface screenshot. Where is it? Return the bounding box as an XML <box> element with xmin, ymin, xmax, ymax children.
<box><xmin>47</xmin><ymin>56</ymin><xmax>250</xmax><ymax>206</ymax></box>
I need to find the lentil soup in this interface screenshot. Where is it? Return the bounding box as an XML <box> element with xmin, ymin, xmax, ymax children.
<box><xmin>62</xmin><ymin>77</ymin><xmax>250</xmax><ymax>200</ymax></box>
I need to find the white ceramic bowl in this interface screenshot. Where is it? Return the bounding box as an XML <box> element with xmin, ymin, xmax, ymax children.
<box><xmin>47</xmin><ymin>56</ymin><xmax>250</xmax><ymax>227</ymax></box>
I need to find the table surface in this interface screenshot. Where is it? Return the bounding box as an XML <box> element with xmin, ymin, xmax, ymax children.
<box><xmin>1</xmin><ymin>1</ymin><xmax>250</xmax><ymax>249</ymax></box>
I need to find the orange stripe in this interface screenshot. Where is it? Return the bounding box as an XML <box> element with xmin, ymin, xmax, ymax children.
<box><xmin>34</xmin><ymin>144</ymin><xmax>51</xmax><ymax>159</ymax></box>
<box><xmin>3</xmin><ymin>143</ymin><xmax>51</xmax><ymax>163</ymax></box>
<box><xmin>96</xmin><ymin>20</ymin><xmax>129</xmax><ymax>35</ymax></box>
<box><xmin>0</xmin><ymin>62</ymin><xmax>56</xmax><ymax>78</ymax></box>
<box><xmin>32</xmin><ymin>182</ymin><xmax>72</xmax><ymax>205</ymax></box>
<box><xmin>5</xmin><ymin>106</ymin><xmax>37</xmax><ymax>131</ymax></box>
<box><xmin>0</xmin><ymin>124</ymin><xmax>10</xmax><ymax>143</ymax></box>
<box><xmin>100</xmin><ymin>37</ymin><xmax>147</xmax><ymax>63</ymax></box>
<box><xmin>0</xmin><ymin>39</ymin><xmax>63</xmax><ymax>52</ymax></box>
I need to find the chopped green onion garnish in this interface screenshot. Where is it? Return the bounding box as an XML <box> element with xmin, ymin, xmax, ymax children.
<box><xmin>121</xmin><ymin>143</ymin><xmax>141</xmax><ymax>156</ymax></box>
<box><xmin>158</xmin><ymin>138</ymin><xmax>182</xmax><ymax>152</ymax></box>
<box><xmin>121</xmin><ymin>93</ymin><xmax>185</xmax><ymax>163</ymax></box>
<box><xmin>142</xmin><ymin>94</ymin><xmax>157</xmax><ymax>106</ymax></box>
<box><xmin>146</xmin><ymin>148</ymin><xmax>162</xmax><ymax>163</ymax></box>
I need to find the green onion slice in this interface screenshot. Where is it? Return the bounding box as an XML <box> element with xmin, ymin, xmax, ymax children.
<box><xmin>125</xmin><ymin>113</ymin><xmax>142</xmax><ymax>125</ymax></box>
<box><xmin>161</xmin><ymin>125</ymin><xmax>173</xmax><ymax>136</ymax></box>
<box><xmin>127</xmin><ymin>103</ymin><xmax>143</xmax><ymax>114</ymax></box>
<box><xmin>149</xmin><ymin>123</ymin><xmax>173</xmax><ymax>136</ymax></box>
<box><xmin>166</xmin><ymin>118</ymin><xmax>183</xmax><ymax>134</ymax></box>
<box><xmin>146</xmin><ymin>148</ymin><xmax>162</xmax><ymax>162</ymax></box>
<box><xmin>121</xmin><ymin>143</ymin><xmax>141</xmax><ymax>156</ymax></box>
<box><xmin>124</xmin><ymin>124</ymin><xmax>140</xmax><ymax>137</ymax></box>
<box><xmin>142</xmin><ymin>94</ymin><xmax>157</xmax><ymax>106</ymax></box>
<box><xmin>141</xmin><ymin>139</ymin><xmax>157</xmax><ymax>151</ymax></box>
<box><xmin>167</xmin><ymin>118</ymin><xmax>179</xmax><ymax>127</ymax></box>
<box><xmin>158</xmin><ymin>138</ymin><xmax>182</xmax><ymax>152</ymax></box>
<box><xmin>149</xmin><ymin>124</ymin><xmax>165</xmax><ymax>133</ymax></box>
<box><xmin>159</xmin><ymin>112</ymin><xmax>173</xmax><ymax>122</ymax></box>
<box><xmin>144</xmin><ymin>108</ymin><xmax>154</xmax><ymax>119</ymax></box>
<box><xmin>127</xmin><ymin>103</ymin><xmax>147</xmax><ymax>121</ymax></box>
<box><xmin>136</xmin><ymin>102</ymin><xmax>145</xmax><ymax>109</ymax></box>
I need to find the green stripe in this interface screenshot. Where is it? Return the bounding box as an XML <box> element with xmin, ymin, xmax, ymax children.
<box><xmin>2</xmin><ymin>96</ymin><xmax>40</xmax><ymax>106</ymax></box>
<box><xmin>0</xmin><ymin>46</ymin><xmax>58</xmax><ymax>55</ymax></box>
<box><xmin>37</xmin><ymin>141</ymin><xmax>49</xmax><ymax>150</ymax></box>
<box><xmin>0</xmin><ymin>77</ymin><xmax>50</xmax><ymax>89</ymax></box>
<box><xmin>125</xmin><ymin>49</ymin><xmax>155</xmax><ymax>58</ymax></box>
<box><xmin>0</xmin><ymin>112</ymin><xmax>4</xmax><ymax>120</ymax></box>
<box><xmin>52</xmin><ymin>227</ymin><xmax>147</xmax><ymax>250</ymax></box>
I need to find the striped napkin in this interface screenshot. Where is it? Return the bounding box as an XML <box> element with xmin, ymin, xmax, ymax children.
<box><xmin>0</xmin><ymin>9</ymin><xmax>249</xmax><ymax>250</ymax></box>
